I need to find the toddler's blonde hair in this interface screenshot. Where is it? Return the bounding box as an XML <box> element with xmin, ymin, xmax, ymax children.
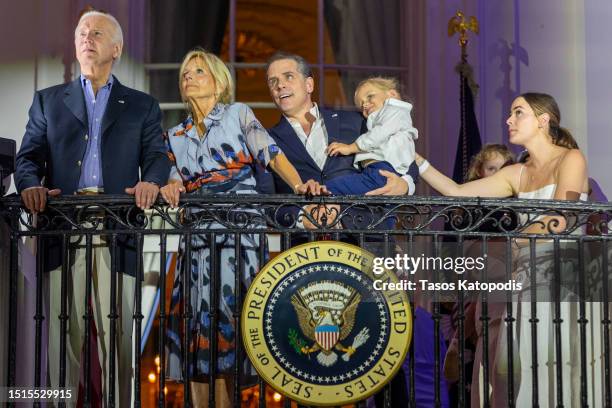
<box><xmin>354</xmin><ymin>77</ymin><xmax>401</xmax><ymax>106</ymax></box>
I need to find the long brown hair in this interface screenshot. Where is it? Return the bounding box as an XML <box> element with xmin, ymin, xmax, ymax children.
<box><xmin>520</xmin><ymin>92</ymin><xmax>578</xmax><ymax>149</ymax></box>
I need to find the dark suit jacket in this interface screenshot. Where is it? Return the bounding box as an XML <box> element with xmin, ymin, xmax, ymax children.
<box><xmin>15</xmin><ymin>76</ymin><xmax>171</xmax><ymax>275</ymax></box>
<box><xmin>266</xmin><ymin>109</ymin><xmax>368</xmax><ymax>233</ymax></box>
<box><xmin>267</xmin><ymin>108</ymin><xmax>366</xmax><ymax>193</ymax></box>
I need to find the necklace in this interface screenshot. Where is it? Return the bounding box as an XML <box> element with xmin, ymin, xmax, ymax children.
<box><xmin>526</xmin><ymin>151</ymin><xmax>564</xmax><ymax>184</ymax></box>
<box><xmin>194</xmin><ymin>119</ymin><xmax>207</xmax><ymax>141</ymax></box>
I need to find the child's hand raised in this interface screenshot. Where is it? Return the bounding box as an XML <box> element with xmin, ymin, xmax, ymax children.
<box><xmin>326</xmin><ymin>142</ymin><xmax>360</xmax><ymax>156</ymax></box>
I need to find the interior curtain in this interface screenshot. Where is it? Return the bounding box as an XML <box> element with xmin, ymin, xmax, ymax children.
<box><xmin>323</xmin><ymin>0</ymin><xmax>401</xmax><ymax>106</ymax></box>
<box><xmin>149</xmin><ymin>0</ymin><xmax>229</xmax><ymax>126</ymax></box>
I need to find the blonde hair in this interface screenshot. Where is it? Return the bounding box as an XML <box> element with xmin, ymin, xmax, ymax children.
<box><xmin>178</xmin><ymin>48</ymin><xmax>234</xmax><ymax>105</ymax></box>
<box><xmin>354</xmin><ymin>77</ymin><xmax>401</xmax><ymax>106</ymax></box>
<box><xmin>466</xmin><ymin>144</ymin><xmax>515</xmax><ymax>182</ymax></box>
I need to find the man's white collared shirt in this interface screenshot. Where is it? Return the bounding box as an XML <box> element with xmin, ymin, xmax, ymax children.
<box><xmin>287</xmin><ymin>103</ymin><xmax>328</xmax><ymax>170</ymax></box>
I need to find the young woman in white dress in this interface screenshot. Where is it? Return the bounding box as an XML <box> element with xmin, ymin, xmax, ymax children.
<box><xmin>414</xmin><ymin>93</ymin><xmax>603</xmax><ymax>406</ymax></box>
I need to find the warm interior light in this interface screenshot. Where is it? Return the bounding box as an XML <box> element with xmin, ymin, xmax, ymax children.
<box><xmin>273</xmin><ymin>392</ymin><xmax>282</xmax><ymax>402</ymax></box>
<box><xmin>148</xmin><ymin>372</ymin><xmax>156</xmax><ymax>383</ymax></box>
<box><xmin>154</xmin><ymin>356</ymin><xmax>160</xmax><ymax>366</ymax></box>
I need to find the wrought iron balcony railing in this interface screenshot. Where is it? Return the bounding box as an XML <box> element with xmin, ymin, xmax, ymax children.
<box><xmin>0</xmin><ymin>194</ymin><xmax>610</xmax><ymax>407</ymax></box>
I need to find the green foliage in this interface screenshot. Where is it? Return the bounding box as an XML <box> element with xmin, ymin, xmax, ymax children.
<box><xmin>288</xmin><ymin>328</ymin><xmax>307</xmax><ymax>354</ymax></box>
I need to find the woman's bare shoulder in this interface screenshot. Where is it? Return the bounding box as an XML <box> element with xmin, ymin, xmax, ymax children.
<box><xmin>560</xmin><ymin>148</ymin><xmax>588</xmax><ymax>181</ymax></box>
<box><xmin>558</xmin><ymin>148</ymin><xmax>587</xmax><ymax>170</ymax></box>
<box><xmin>498</xmin><ymin>162</ymin><xmax>523</xmax><ymax>178</ymax></box>
<box><xmin>496</xmin><ymin>163</ymin><xmax>523</xmax><ymax>193</ymax></box>
<box><xmin>562</xmin><ymin>148</ymin><xmax>586</xmax><ymax>161</ymax></box>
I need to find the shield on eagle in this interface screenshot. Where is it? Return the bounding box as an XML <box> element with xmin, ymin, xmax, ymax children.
<box><xmin>242</xmin><ymin>241</ymin><xmax>413</xmax><ymax>406</ymax></box>
<box><xmin>315</xmin><ymin>324</ymin><xmax>340</xmax><ymax>351</ymax></box>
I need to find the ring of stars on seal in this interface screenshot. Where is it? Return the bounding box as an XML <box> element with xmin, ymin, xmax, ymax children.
<box><xmin>264</xmin><ymin>262</ymin><xmax>389</xmax><ymax>385</ymax></box>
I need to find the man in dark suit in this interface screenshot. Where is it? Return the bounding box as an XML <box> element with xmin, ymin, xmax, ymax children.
<box><xmin>14</xmin><ymin>9</ymin><xmax>169</xmax><ymax>405</ymax></box>
<box><xmin>264</xmin><ymin>52</ymin><xmax>411</xmax><ymax>405</ymax></box>
<box><xmin>265</xmin><ymin>52</ymin><xmax>414</xmax><ymax>232</ymax></box>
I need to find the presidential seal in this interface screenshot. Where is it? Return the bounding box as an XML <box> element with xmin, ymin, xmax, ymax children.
<box><xmin>242</xmin><ymin>241</ymin><xmax>412</xmax><ymax>406</ymax></box>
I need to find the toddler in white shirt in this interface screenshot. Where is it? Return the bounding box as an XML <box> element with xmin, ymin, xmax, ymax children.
<box><xmin>326</xmin><ymin>77</ymin><xmax>419</xmax><ymax>195</ymax></box>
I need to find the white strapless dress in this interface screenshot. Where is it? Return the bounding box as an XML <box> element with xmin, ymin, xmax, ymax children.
<box><xmin>507</xmin><ymin>184</ymin><xmax>604</xmax><ymax>408</ymax></box>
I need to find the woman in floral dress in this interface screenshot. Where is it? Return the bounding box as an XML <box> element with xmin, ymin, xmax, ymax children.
<box><xmin>160</xmin><ymin>48</ymin><xmax>320</xmax><ymax>406</ymax></box>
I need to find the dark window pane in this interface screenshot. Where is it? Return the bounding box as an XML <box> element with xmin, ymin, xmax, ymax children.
<box><xmin>149</xmin><ymin>1</ymin><xmax>229</xmax><ymax>63</ymax></box>
<box><xmin>161</xmin><ymin>109</ymin><xmax>187</xmax><ymax>131</ymax></box>
<box><xmin>235</xmin><ymin>68</ymin><xmax>269</xmax><ymax>102</ymax></box>
<box><xmin>252</xmin><ymin>107</ymin><xmax>281</xmax><ymax>130</ymax></box>
<box><xmin>147</xmin><ymin>68</ymin><xmax>181</xmax><ymax>103</ymax></box>
<box><xmin>324</xmin><ymin>0</ymin><xmax>401</xmax><ymax>66</ymax></box>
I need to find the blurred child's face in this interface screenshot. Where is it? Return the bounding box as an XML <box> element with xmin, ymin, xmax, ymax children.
<box><xmin>480</xmin><ymin>152</ymin><xmax>506</xmax><ymax>178</ymax></box>
<box><xmin>355</xmin><ymin>83</ymin><xmax>397</xmax><ymax>118</ymax></box>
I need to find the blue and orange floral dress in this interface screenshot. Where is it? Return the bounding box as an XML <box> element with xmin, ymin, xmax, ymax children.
<box><xmin>164</xmin><ymin>102</ymin><xmax>280</xmax><ymax>381</ymax></box>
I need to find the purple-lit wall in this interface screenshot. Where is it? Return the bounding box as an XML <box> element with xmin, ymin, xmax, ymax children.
<box><xmin>475</xmin><ymin>1</ymin><xmax>610</xmax><ymax>197</ymax></box>
<box><xmin>584</xmin><ymin>2</ymin><xmax>612</xmax><ymax>200</ymax></box>
<box><xmin>408</xmin><ymin>0</ymin><xmax>611</xmax><ymax>198</ymax></box>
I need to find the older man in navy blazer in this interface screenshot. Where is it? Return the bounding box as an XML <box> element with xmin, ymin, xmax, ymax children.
<box><xmin>15</xmin><ymin>9</ymin><xmax>169</xmax><ymax>406</ymax></box>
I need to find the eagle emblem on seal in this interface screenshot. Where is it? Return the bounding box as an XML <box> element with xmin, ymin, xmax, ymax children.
<box><xmin>290</xmin><ymin>280</ymin><xmax>370</xmax><ymax>367</ymax></box>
